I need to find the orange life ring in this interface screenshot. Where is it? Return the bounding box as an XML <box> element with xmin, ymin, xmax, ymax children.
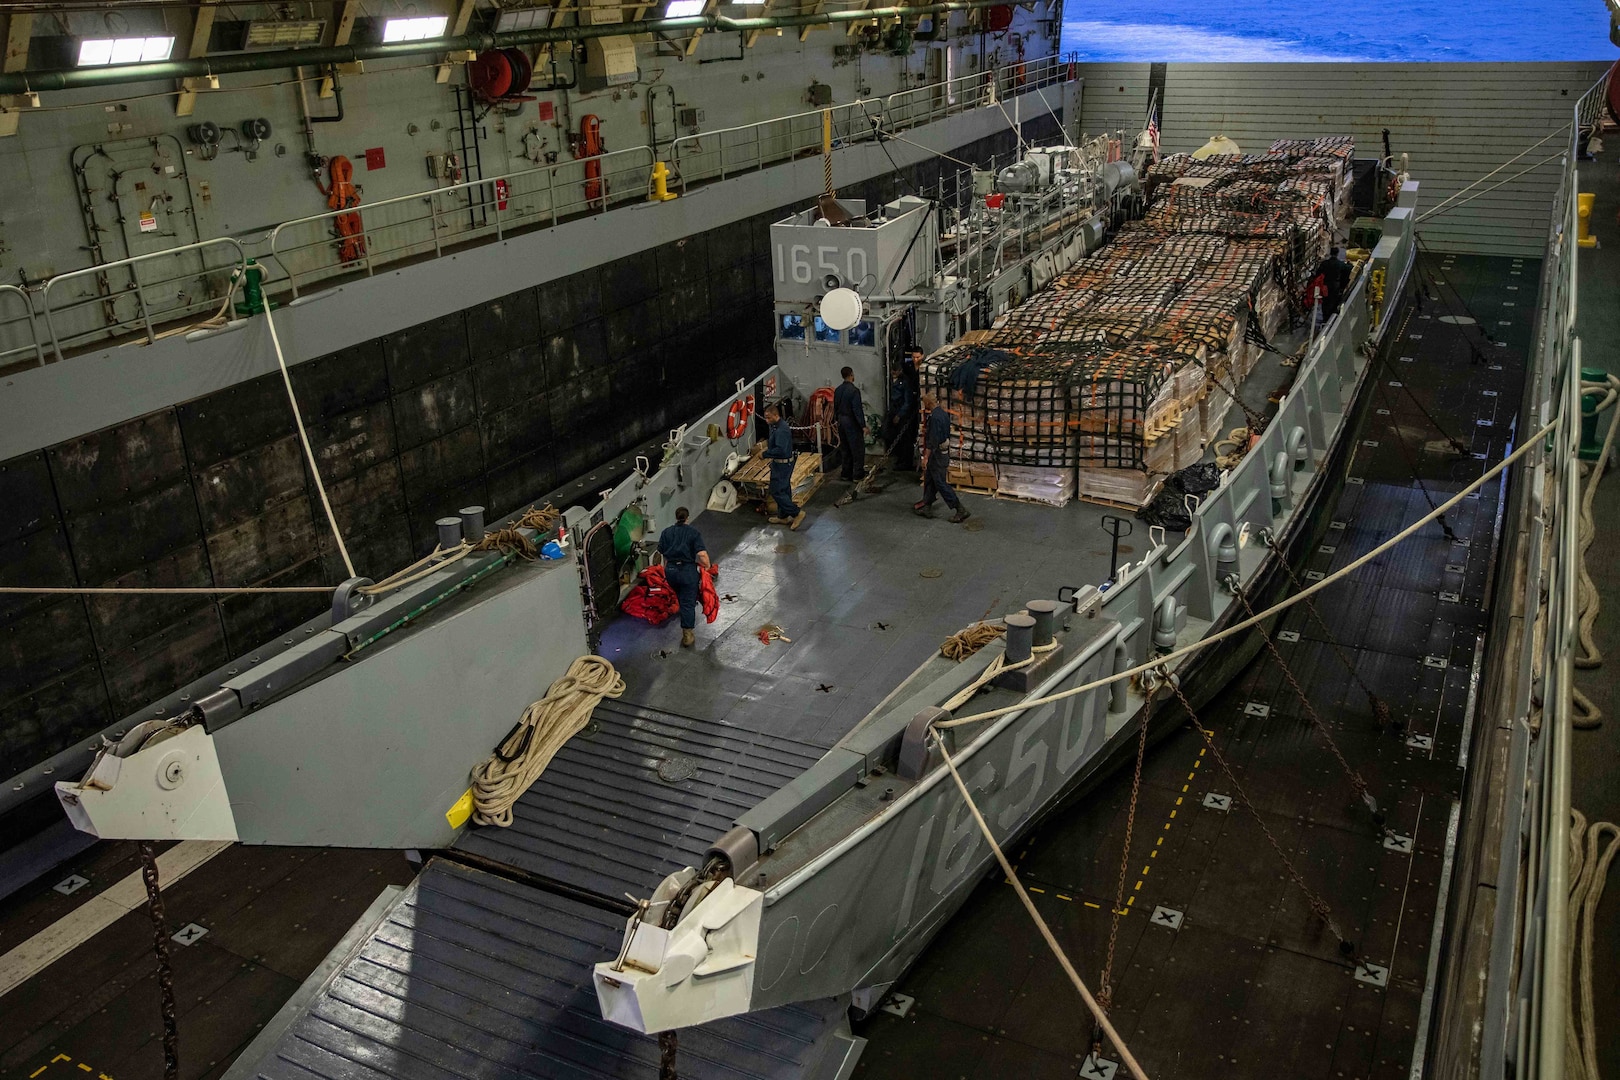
<box><xmin>726</xmin><ymin>398</ymin><xmax>754</xmax><ymax>439</ymax></box>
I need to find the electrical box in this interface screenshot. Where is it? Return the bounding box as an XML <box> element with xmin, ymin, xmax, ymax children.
<box><xmin>807</xmin><ymin>82</ymin><xmax>833</xmax><ymax>106</ymax></box>
<box><xmin>678</xmin><ymin>107</ymin><xmax>705</xmax><ymax>129</ymax></box>
<box><xmin>583</xmin><ymin>37</ymin><xmax>639</xmax><ymax>90</ymax></box>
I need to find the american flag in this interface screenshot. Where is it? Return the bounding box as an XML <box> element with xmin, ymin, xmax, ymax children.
<box><xmin>1146</xmin><ymin>109</ymin><xmax>1160</xmax><ymax>163</ymax></box>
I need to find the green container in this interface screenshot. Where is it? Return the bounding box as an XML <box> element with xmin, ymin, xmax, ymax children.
<box><xmin>233</xmin><ymin>258</ymin><xmax>273</xmax><ymax>316</ymax></box>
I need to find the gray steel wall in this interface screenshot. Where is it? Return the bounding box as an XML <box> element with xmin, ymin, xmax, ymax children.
<box><xmin>1076</xmin><ymin>61</ymin><xmax>1611</xmax><ymax>256</ymax></box>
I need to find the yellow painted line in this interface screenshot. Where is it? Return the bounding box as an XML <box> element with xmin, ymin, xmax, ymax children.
<box><xmin>77</xmin><ymin>1066</ymin><xmax>91</xmax><ymax>1073</ymax></box>
<box><xmin>1156</xmin><ymin>836</ymin><xmax>1164</xmax><ymax>846</ymax></box>
<box><xmin>1029</xmin><ymin>886</ymin><xmax>1045</xmax><ymax>894</ymax></box>
<box><xmin>1175</xmin><ymin>796</ymin><xmax>1183</xmax><ymax>805</ymax></box>
<box><xmin>1141</xmin><ymin>865</ymin><xmax>1151</xmax><ymax>875</ymax></box>
<box><xmin>1150</xmin><ymin>850</ymin><xmax>1158</xmax><ymax>858</ymax></box>
<box><xmin>1126</xmin><ymin>896</ymin><xmax>1136</xmax><ymax>906</ymax></box>
<box><xmin>1134</xmin><ymin>880</ymin><xmax>1143</xmax><ymax>890</ymax></box>
<box><xmin>1181</xmin><ymin>783</ymin><xmax>1189</xmax><ymax>792</ymax></box>
<box><xmin>1169</xmin><ymin>809</ymin><xmax>1177</xmax><ymax>818</ymax></box>
<box><xmin>1057</xmin><ymin>893</ymin><xmax>1073</xmax><ymax>901</ymax></box>
<box><xmin>1187</xmin><ymin>771</ymin><xmax>1196</xmax><ymax>780</ymax></box>
<box><xmin>52</xmin><ymin>1059</ymin><xmax>69</xmax><ymax>1065</ymax></box>
<box><xmin>1084</xmin><ymin>901</ymin><xmax>1101</xmax><ymax>909</ymax></box>
<box><xmin>1163</xmin><ymin>822</ymin><xmax>1171</xmax><ymax>830</ymax></box>
<box><xmin>1198</xmin><ymin>748</ymin><xmax>1206</xmax><ymax>757</ymax></box>
<box><xmin>30</xmin><ymin>1068</ymin><xmax>46</xmax><ymax>1078</ymax></box>
<box><xmin>0</xmin><ymin>840</ymin><xmax>231</xmax><ymax>1001</ymax></box>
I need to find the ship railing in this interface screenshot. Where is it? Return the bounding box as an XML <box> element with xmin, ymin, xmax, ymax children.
<box><xmin>1428</xmin><ymin>70</ymin><xmax>1602</xmax><ymax>1080</ymax></box>
<box><xmin>0</xmin><ymin>56</ymin><xmax>1074</xmax><ymax>369</ymax></box>
<box><xmin>668</xmin><ymin>53</ymin><xmax>1069</xmax><ymax>194</ymax></box>
<box><xmin>263</xmin><ymin>145</ymin><xmax>657</xmax><ymax>299</ymax></box>
<box><xmin>0</xmin><ymin>239</ymin><xmax>249</xmax><ymax>369</ymax></box>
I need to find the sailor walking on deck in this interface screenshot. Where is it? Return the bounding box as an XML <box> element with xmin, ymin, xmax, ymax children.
<box><xmin>914</xmin><ymin>392</ymin><xmax>971</xmax><ymax>524</ymax></box>
<box><xmin>763</xmin><ymin>403</ymin><xmax>806</xmax><ymax>530</ymax></box>
<box><xmin>657</xmin><ymin>507</ymin><xmax>715</xmax><ymax>648</ymax></box>
<box><xmin>833</xmin><ymin>366</ymin><xmax>868</xmax><ymax>488</ymax></box>
<box><xmin>1319</xmin><ymin>246</ymin><xmax>1351</xmax><ymax>318</ymax></box>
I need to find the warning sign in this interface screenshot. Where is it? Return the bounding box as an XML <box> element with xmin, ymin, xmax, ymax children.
<box><xmin>138</xmin><ymin>210</ymin><xmax>158</xmax><ymax>233</ymax></box>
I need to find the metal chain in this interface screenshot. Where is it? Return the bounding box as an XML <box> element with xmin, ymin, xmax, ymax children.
<box><xmin>656</xmin><ymin>857</ymin><xmax>728</xmax><ymax>1080</ymax></box>
<box><xmin>1168</xmin><ymin>679</ymin><xmax>1357</xmax><ymax>960</ymax></box>
<box><xmin>1098</xmin><ymin>682</ymin><xmax>1154</xmax><ymax>1015</ymax></box>
<box><xmin>1232</xmin><ymin>586</ymin><xmax>1384</xmax><ymax>823</ymax></box>
<box><xmin>1196</xmin><ymin>355</ymin><xmax>1267</xmax><ymax>434</ymax></box>
<box><xmin>1261</xmin><ymin>533</ymin><xmax>1397</xmax><ymax>732</ymax></box>
<box><xmin>137</xmin><ymin>842</ymin><xmax>180</xmax><ymax>1080</ymax></box>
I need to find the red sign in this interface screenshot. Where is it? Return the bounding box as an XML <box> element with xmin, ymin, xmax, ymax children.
<box><xmin>363</xmin><ymin>147</ymin><xmax>386</xmax><ymax>170</ymax></box>
<box><xmin>538</xmin><ymin>101</ymin><xmax>555</xmax><ymax>122</ymax></box>
<box><xmin>495</xmin><ymin>178</ymin><xmax>510</xmax><ymax>210</ymax></box>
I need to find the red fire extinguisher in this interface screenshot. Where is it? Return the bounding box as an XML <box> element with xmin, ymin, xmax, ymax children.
<box><xmin>494</xmin><ymin>177</ymin><xmax>510</xmax><ymax>211</ymax></box>
<box><xmin>577</xmin><ymin>114</ymin><xmax>604</xmax><ymax>208</ymax></box>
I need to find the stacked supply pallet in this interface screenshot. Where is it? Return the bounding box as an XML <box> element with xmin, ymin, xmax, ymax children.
<box><xmin>918</xmin><ymin>135</ymin><xmax>1353</xmax><ymax>509</ymax></box>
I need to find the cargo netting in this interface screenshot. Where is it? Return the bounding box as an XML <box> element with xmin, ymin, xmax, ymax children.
<box><xmin>920</xmin><ymin>135</ymin><xmax>1352</xmax><ymax>508</ymax></box>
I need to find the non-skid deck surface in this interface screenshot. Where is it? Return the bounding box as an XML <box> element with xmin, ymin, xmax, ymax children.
<box><xmin>249</xmin><ymin>859</ymin><xmax>854</xmax><ymax>1080</ymax></box>
<box><xmin>453</xmin><ymin>699</ymin><xmax>826</xmax><ymax>898</ymax></box>
<box><xmin>854</xmin><ymin>252</ymin><xmax>1529</xmax><ymax>1080</ymax></box>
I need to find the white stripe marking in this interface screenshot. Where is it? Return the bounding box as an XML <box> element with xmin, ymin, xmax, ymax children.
<box><xmin>0</xmin><ymin>840</ymin><xmax>229</xmax><ymax>999</ymax></box>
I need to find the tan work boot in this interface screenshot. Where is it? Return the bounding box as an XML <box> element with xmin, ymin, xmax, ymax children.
<box><xmin>681</xmin><ymin>628</ymin><xmax>695</xmax><ymax>648</ymax></box>
<box><xmin>767</xmin><ymin>516</ymin><xmax>789</xmax><ymax>524</ymax></box>
<box><xmin>790</xmin><ymin>511</ymin><xmax>806</xmax><ymax>531</ymax></box>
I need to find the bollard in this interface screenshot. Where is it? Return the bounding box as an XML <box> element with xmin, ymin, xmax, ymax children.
<box><xmin>436</xmin><ymin>517</ymin><xmax>463</xmax><ymax>550</ymax></box>
<box><xmin>459</xmin><ymin>505</ymin><xmax>486</xmax><ymax>543</ymax></box>
<box><xmin>1004</xmin><ymin>613</ymin><xmax>1036</xmax><ymax>665</ymax></box>
<box><xmin>1026</xmin><ymin>599</ymin><xmax>1062</xmax><ymax>648</ymax></box>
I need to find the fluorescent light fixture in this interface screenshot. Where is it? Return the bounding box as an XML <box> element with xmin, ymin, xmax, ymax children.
<box><xmin>665</xmin><ymin>0</ymin><xmax>707</xmax><ymax>16</ymax></box>
<box><xmin>245</xmin><ymin>19</ymin><xmax>327</xmax><ymax>48</ymax></box>
<box><xmin>382</xmin><ymin>15</ymin><xmax>449</xmax><ymax>42</ymax></box>
<box><xmin>77</xmin><ymin>36</ymin><xmax>174</xmax><ymax>66</ymax></box>
<box><xmin>496</xmin><ymin>8</ymin><xmax>552</xmax><ymax>31</ymax></box>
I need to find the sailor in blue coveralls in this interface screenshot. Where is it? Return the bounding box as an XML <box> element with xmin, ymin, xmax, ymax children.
<box><xmin>832</xmin><ymin>366</ymin><xmax>868</xmax><ymax>488</ymax></box>
<box><xmin>657</xmin><ymin>506</ymin><xmax>713</xmax><ymax>648</ymax></box>
<box><xmin>914</xmin><ymin>391</ymin><xmax>971</xmax><ymax>524</ymax></box>
<box><xmin>763</xmin><ymin>403</ymin><xmax>806</xmax><ymax>531</ymax></box>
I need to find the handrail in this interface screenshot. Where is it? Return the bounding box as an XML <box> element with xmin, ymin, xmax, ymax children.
<box><xmin>0</xmin><ymin>284</ymin><xmax>44</xmax><ymax>368</ymax></box>
<box><xmin>267</xmin><ymin>144</ymin><xmax>657</xmax><ymax>298</ymax></box>
<box><xmin>1461</xmin><ymin>67</ymin><xmax>1607</xmax><ymax>1080</ymax></box>
<box><xmin>39</xmin><ymin>236</ymin><xmax>247</xmax><ymax>366</ymax></box>
<box><xmin>15</xmin><ymin>57</ymin><xmax>1076</xmax><ymax>365</ymax></box>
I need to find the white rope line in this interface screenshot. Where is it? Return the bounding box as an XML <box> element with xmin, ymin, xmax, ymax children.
<box><xmin>263</xmin><ymin>303</ymin><xmax>356</xmax><ymax>578</ymax></box>
<box><xmin>1419</xmin><ymin>153</ymin><xmax>1568</xmax><ymax>225</ymax></box>
<box><xmin>470</xmin><ymin>656</ymin><xmax>626</xmax><ymax>827</ymax></box>
<box><xmin>937</xmin><ymin>417</ymin><xmax>1559</xmax><ymax>730</ymax></box>
<box><xmin>933</xmin><ymin>733</ymin><xmax>1151</xmax><ymax>1080</ymax></box>
<box><xmin>1414</xmin><ymin>128</ymin><xmax>1568</xmax><ymax>222</ymax></box>
<box><xmin>356</xmin><ymin>542</ymin><xmax>473</xmax><ymax>596</ymax></box>
<box><xmin>1566</xmin><ymin>808</ymin><xmax>1619</xmax><ymax>1080</ymax></box>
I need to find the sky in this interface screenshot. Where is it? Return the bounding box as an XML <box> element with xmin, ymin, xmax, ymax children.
<box><xmin>1060</xmin><ymin>1</ymin><xmax>1620</xmax><ymax>62</ymax></box>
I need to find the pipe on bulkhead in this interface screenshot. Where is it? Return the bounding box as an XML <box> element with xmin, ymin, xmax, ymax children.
<box><xmin>1206</xmin><ymin>521</ymin><xmax>1239</xmax><ymax>572</ymax></box>
<box><xmin>0</xmin><ymin>0</ymin><xmax>1035</xmax><ymax>94</ymax></box>
<box><xmin>1269</xmin><ymin>451</ymin><xmax>1291</xmax><ymax>513</ymax></box>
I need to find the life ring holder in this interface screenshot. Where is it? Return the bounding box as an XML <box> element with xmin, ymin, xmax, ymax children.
<box><xmin>725</xmin><ymin>397</ymin><xmax>754</xmax><ymax>440</ymax></box>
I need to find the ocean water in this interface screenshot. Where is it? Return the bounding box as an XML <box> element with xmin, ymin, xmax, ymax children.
<box><xmin>1061</xmin><ymin>1</ymin><xmax>1619</xmax><ymax>62</ymax></box>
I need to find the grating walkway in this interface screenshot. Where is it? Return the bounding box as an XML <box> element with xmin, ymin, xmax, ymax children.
<box><xmin>855</xmin><ymin>252</ymin><xmax>1529</xmax><ymax>1080</ymax></box>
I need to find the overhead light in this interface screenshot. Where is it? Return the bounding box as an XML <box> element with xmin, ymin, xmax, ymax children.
<box><xmin>496</xmin><ymin>8</ymin><xmax>552</xmax><ymax>31</ymax></box>
<box><xmin>382</xmin><ymin>15</ymin><xmax>450</xmax><ymax>42</ymax></box>
<box><xmin>77</xmin><ymin>36</ymin><xmax>175</xmax><ymax>66</ymax></box>
<box><xmin>665</xmin><ymin>0</ymin><xmax>707</xmax><ymax>16</ymax></box>
<box><xmin>244</xmin><ymin>19</ymin><xmax>327</xmax><ymax>49</ymax></box>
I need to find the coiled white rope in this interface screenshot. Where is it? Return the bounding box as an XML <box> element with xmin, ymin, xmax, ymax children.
<box><xmin>1566</xmin><ymin>809</ymin><xmax>1619</xmax><ymax>1080</ymax></box>
<box><xmin>470</xmin><ymin>656</ymin><xmax>625</xmax><ymax>827</ymax></box>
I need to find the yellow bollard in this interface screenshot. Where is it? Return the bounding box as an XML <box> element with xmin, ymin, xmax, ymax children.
<box><xmin>1578</xmin><ymin>191</ymin><xmax>1597</xmax><ymax>248</ymax></box>
<box><xmin>649</xmin><ymin>160</ymin><xmax>678</xmax><ymax>202</ymax></box>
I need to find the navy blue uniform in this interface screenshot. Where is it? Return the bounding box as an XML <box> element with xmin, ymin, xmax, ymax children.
<box><xmin>919</xmin><ymin>405</ymin><xmax>962</xmax><ymax>511</ymax></box>
<box><xmin>886</xmin><ymin>373</ymin><xmax>918</xmax><ymax>470</ymax></box>
<box><xmin>833</xmin><ymin>380</ymin><xmax>865</xmax><ymax>481</ymax></box>
<box><xmin>1321</xmin><ymin>254</ymin><xmax>1351</xmax><ymax>317</ymax></box>
<box><xmin>657</xmin><ymin>521</ymin><xmax>706</xmax><ymax>630</ymax></box>
<box><xmin>764</xmin><ymin>417</ymin><xmax>800</xmax><ymax>519</ymax></box>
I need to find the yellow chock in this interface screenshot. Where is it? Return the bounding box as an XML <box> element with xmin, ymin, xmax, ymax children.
<box><xmin>650</xmin><ymin>160</ymin><xmax>679</xmax><ymax>202</ymax></box>
<box><xmin>1578</xmin><ymin>191</ymin><xmax>1598</xmax><ymax>248</ymax></box>
<box><xmin>445</xmin><ymin>788</ymin><xmax>474</xmax><ymax>829</ymax></box>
